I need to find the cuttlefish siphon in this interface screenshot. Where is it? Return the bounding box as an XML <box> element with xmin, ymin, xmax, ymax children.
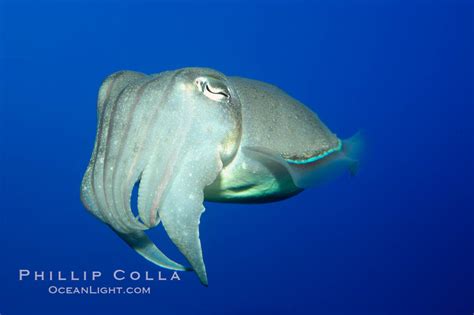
<box><xmin>80</xmin><ymin>67</ymin><xmax>363</xmax><ymax>286</ymax></box>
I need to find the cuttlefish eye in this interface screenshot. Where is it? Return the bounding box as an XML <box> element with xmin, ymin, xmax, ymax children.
<box><xmin>195</xmin><ymin>77</ymin><xmax>230</xmax><ymax>102</ymax></box>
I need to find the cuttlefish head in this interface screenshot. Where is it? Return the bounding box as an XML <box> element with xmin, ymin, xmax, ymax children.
<box><xmin>172</xmin><ymin>68</ymin><xmax>243</xmax><ymax>165</ymax></box>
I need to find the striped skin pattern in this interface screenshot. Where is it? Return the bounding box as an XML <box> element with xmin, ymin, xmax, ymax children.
<box><xmin>81</xmin><ymin>68</ymin><xmax>242</xmax><ymax>285</ymax></box>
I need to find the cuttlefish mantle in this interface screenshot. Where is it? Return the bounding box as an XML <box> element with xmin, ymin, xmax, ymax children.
<box><xmin>80</xmin><ymin>68</ymin><xmax>363</xmax><ymax>286</ymax></box>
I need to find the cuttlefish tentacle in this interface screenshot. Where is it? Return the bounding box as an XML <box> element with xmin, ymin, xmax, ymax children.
<box><xmin>82</xmin><ymin>68</ymin><xmax>242</xmax><ymax>285</ymax></box>
<box><xmin>116</xmin><ymin>230</ymin><xmax>190</xmax><ymax>271</ymax></box>
<box><xmin>90</xmin><ymin>71</ymin><xmax>146</xmax><ymax>231</ymax></box>
<box><xmin>159</xmin><ymin>151</ymin><xmax>224</xmax><ymax>285</ymax></box>
<box><xmin>103</xmin><ymin>78</ymin><xmax>150</xmax><ymax>231</ymax></box>
<box><xmin>135</xmin><ymin>88</ymin><xmax>229</xmax><ymax>285</ymax></box>
<box><xmin>110</xmin><ymin>72</ymin><xmax>174</xmax><ymax>231</ymax></box>
<box><xmin>81</xmin><ymin>71</ymin><xmax>190</xmax><ymax>270</ymax></box>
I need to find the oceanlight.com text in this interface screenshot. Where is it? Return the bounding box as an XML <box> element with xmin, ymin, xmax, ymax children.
<box><xmin>48</xmin><ymin>285</ymin><xmax>151</xmax><ymax>295</ymax></box>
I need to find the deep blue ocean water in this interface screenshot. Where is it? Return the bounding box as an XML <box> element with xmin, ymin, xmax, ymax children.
<box><xmin>0</xmin><ymin>0</ymin><xmax>473</xmax><ymax>314</ymax></box>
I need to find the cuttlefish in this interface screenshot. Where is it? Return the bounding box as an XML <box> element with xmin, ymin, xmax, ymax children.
<box><xmin>80</xmin><ymin>67</ymin><xmax>362</xmax><ymax>285</ymax></box>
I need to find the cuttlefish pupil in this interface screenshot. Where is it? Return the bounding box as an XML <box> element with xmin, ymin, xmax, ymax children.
<box><xmin>80</xmin><ymin>67</ymin><xmax>363</xmax><ymax>286</ymax></box>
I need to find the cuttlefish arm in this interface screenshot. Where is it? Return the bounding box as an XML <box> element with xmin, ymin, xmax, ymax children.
<box><xmin>81</xmin><ymin>68</ymin><xmax>242</xmax><ymax>285</ymax></box>
<box><xmin>81</xmin><ymin>71</ymin><xmax>189</xmax><ymax>272</ymax></box>
<box><xmin>116</xmin><ymin>132</ymin><xmax>224</xmax><ymax>283</ymax></box>
<box><xmin>115</xmin><ymin>230</ymin><xmax>191</xmax><ymax>271</ymax></box>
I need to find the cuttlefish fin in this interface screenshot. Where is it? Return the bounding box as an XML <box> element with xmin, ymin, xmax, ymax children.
<box><xmin>242</xmin><ymin>132</ymin><xmax>364</xmax><ymax>189</ymax></box>
<box><xmin>342</xmin><ymin>131</ymin><xmax>364</xmax><ymax>176</ymax></box>
<box><xmin>115</xmin><ymin>229</ymin><xmax>191</xmax><ymax>271</ymax></box>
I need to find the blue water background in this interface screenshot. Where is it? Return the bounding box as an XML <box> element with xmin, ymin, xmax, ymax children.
<box><xmin>0</xmin><ymin>0</ymin><xmax>473</xmax><ymax>314</ymax></box>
